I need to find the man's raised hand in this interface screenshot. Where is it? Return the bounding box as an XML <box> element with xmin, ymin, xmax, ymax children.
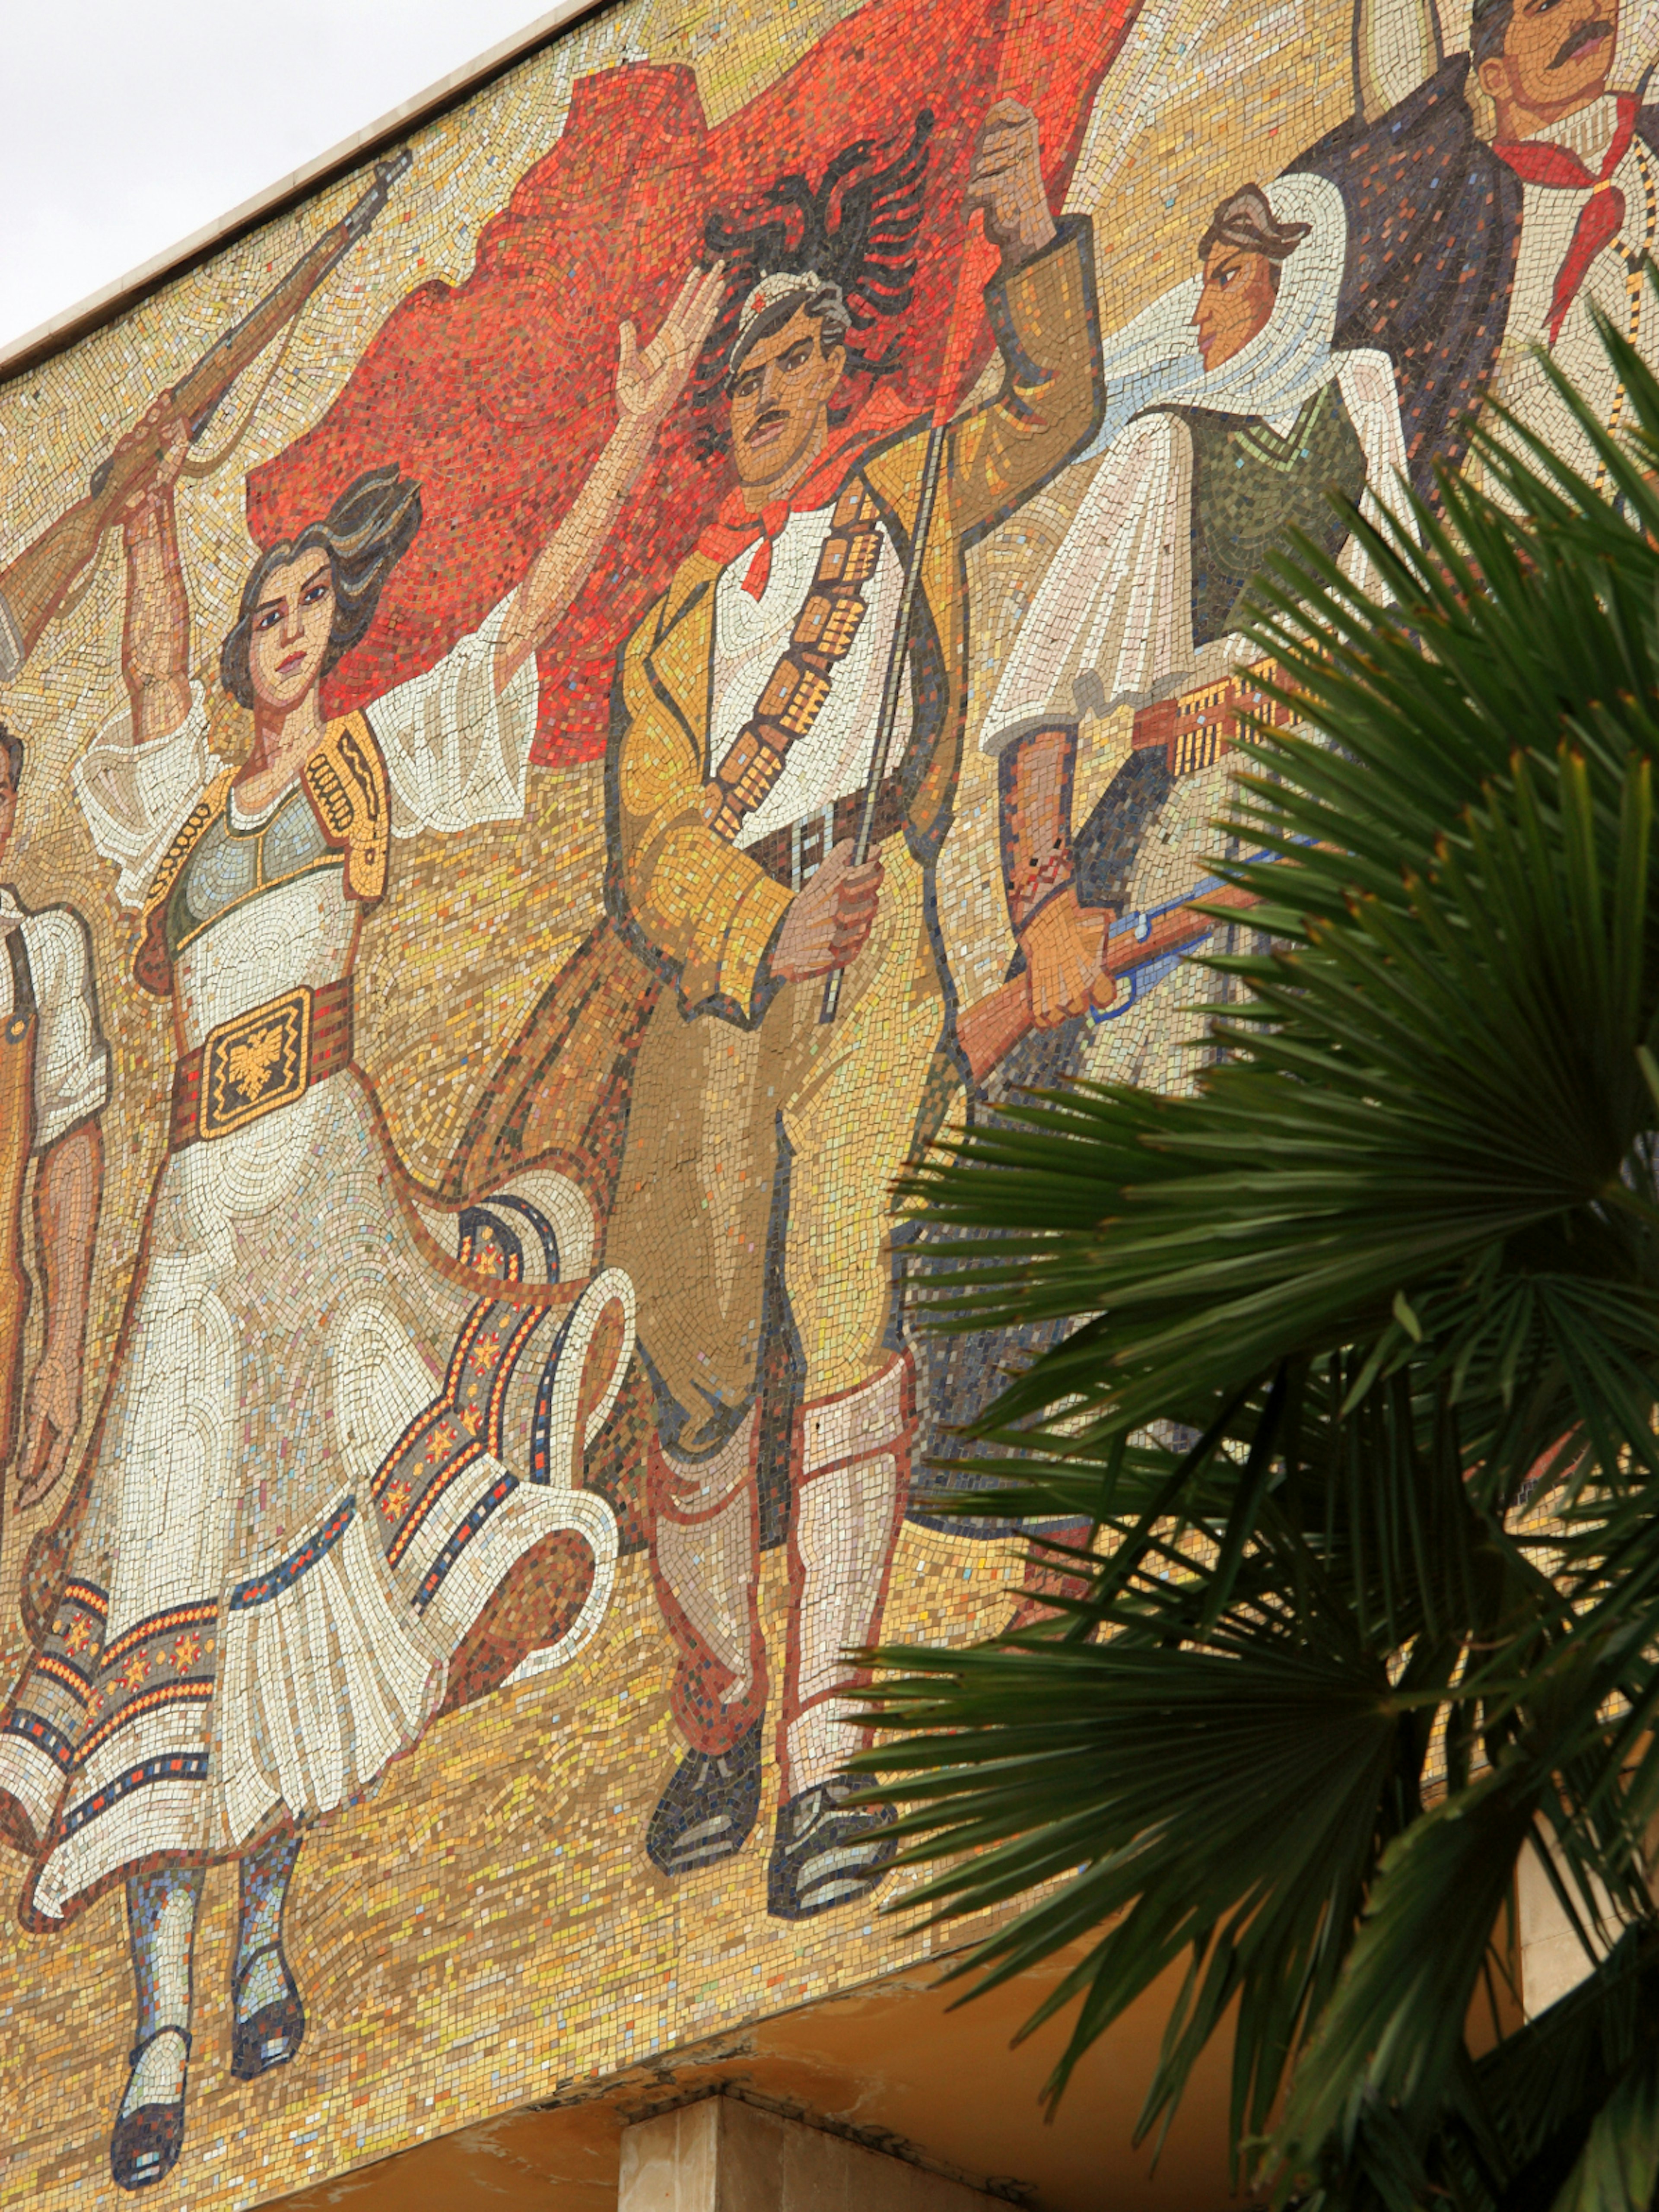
<box><xmin>616</xmin><ymin>262</ymin><xmax>728</xmax><ymax>426</ymax></box>
<box><xmin>770</xmin><ymin>838</ymin><xmax>885</xmax><ymax>982</ymax></box>
<box><xmin>495</xmin><ymin>262</ymin><xmax>729</xmax><ymax>696</ymax></box>
<box><xmin>966</xmin><ymin>99</ymin><xmax>1057</xmax><ymax>270</ymax></box>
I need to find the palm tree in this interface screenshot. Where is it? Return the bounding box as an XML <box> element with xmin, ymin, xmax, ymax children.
<box><xmin>856</xmin><ymin>317</ymin><xmax>1659</xmax><ymax>2212</ymax></box>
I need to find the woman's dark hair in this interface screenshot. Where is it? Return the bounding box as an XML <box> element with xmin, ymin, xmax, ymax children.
<box><xmin>219</xmin><ymin>465</ymin><xmax>422</xmax><ymax>709</ymax></box>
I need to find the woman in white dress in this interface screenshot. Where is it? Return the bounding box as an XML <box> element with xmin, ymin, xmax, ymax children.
<box><xmin>982</xmin><ymin>172</ymin><xmax>1405</xmax><ymax>756</ymax></box>
<box><xmin>915</xmin><ymin>181</ymin><xmax>1411</xmax><ymax>1467</ymax></box>
<box><xmin>0</xmin><ymin>265</ymin><xmax>723</xmax><ymax>2192</ymax></box>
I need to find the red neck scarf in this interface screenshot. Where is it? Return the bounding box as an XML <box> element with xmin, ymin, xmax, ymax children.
<box><xmin>696</xmin><ymin>390</ymin><xmax>914</xmax><ymax>599</ymax></box>
<box><xmin>1494</xmin><ymin>94</ymin><xmax>1639</xmax><ymax>345</ymax></box>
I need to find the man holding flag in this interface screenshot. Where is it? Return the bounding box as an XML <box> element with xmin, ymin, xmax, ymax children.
<box><xmin>600</xmin><ymin>98</ymin><xmax>1105</xmax><ymax>1919</ymax></box>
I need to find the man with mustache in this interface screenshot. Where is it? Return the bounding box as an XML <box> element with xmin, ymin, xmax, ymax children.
<box><xmin>1292</xmin><ymin>0</ymin><xmax>1655</xmax><ymax>496</ymax></box>
<box><xmin>600</xmin><ymin>99</ymin><xmax>1103</xmax><ymax>1920</ymax></box>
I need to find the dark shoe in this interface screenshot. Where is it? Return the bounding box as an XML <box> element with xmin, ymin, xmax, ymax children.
<box><xmin>767</xmin><ymin>1777</ymin><xmax>896</xmax><ymax>1920</ymax></box>
<box><xmin>645</xmin><ymin>1717</ymin><xmax>763</xmax><ymax>1875</ymax></box>
<box><xmin>110</xmin><ymin>2027</ymin><xmax>189</xmax><ymax>2191</ymax></box>
<box><xmin>230</xmin><ymin>1942</ymin><xmax>306</xmax><ymax>2080</ymax></box>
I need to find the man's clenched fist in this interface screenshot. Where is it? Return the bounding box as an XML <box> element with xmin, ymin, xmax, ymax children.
<box><xmin>1022</xmin><ymin>885</ymin><xmax>1115</xmax><ymax>1029</ymax></box>
<box><xmin>770</xmin><ymin>838</ymin><xmax>884</xmax><ymax>981</ymax></box>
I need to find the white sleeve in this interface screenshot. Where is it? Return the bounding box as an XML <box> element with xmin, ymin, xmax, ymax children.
<box><xmin>369</xmin><ymin>595</ymin><xmax>538</xmax><ymax>838</ymax></box>
<box><xmin>72</xmin><ymin>686</ymin><xmax>216</xmax><ymax>910</ymax></box>
<box><xmin>1336</xmin><ymin>352</ymin><xmax>1414</xmax><ymax>603</ymax></box>
<box><xmin>980</xmin><ymin>413</ymin><xmax>1196</xmax><ymax>753</ymax></box>
<box><xmin>22</xmin><ymin>909</ymin><xmax>109</xmax><ymax>1152</ymax></box>
<box><xmin>1355</xmin><ymin>0</ymin><xmax>1443</xmax><ymax>110</ymax></box>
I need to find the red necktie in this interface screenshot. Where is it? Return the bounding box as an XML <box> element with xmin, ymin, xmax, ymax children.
<box><xmin>739</xmin><ymin>502</ymin><xmax>790</xmax><ymax>598</ymax></box>
<box><xmin>1495</xmin><ymin>95</ymin><xmax>1639</xmax><ymax>346</ymax></box>
<box><xmin>697</xmin><ymin>485</ymin><xmax>811</xmax><ymax>601</ymax></box>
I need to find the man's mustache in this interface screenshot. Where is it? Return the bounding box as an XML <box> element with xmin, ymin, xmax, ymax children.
<box><xmin>745</xmin><ymin>406</ymin><xmax>789</xmax><ymax>441</ymax></box>
<box><xmin>1551</xmin><ymin>18</ymin><xmax>1612</xmax><ymax>68</ymax></box>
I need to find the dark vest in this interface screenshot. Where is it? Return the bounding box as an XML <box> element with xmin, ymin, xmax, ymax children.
<box><xmin>1291</xmin><ymin>55</ymin><xmax>1659</xmax><ymax>500</ymax></box>
<box><xmin>1151</xmin><ymin>380</ymin><xmax>1369</xmax><ymax>646</ymax></box>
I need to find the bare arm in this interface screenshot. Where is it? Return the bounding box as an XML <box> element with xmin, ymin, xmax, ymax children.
<box><xmin>494</xmin><ymin>264</ymin><xmax>726</xmax><ymax>697</ymax></box>
<box><xmin>1354</xmin><ymin>0</ymin><xmax>1441</xmax><ymax>119</ymax></box>
<box><xmin>15</xmin><ymin>1119</ymin><xmax>103</xmax><ymax>1510</ymax></box>
<box><xmin>998</xmin><ymin>725</ymin><xmax>1114</xmax><ymax>1030</ymax></box>
<box><xmin>120</xmin><ymin>407</ymin><xmax>193</xmax><ymax>744</ymax></box>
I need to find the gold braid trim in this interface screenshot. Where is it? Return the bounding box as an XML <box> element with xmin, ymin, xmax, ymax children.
<box><xmin>303</xmin><ymin>712</ymin><xmax>390</xmax><ymax>903</ymax></box>
<box><xmin>700</xmin><ymin>478</ymin><xmax>884</xmax><ymax>844</ymax></box>
<box><xmin>131</xmin><ymin>711</ymin><xmax>388</xmax><ymax>997</ymax></box>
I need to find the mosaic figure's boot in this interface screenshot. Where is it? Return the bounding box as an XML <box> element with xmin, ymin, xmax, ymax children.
<box><xmin>767</xmin><ymin>1355</ymin><xmax>912</xmax><ymax>1920</ymax></box>
<box><xmin>644</xmin><ymin>1408</ymin><xmax>768</xmax><ymax>1875</ymax></box>
<box><xmin>230</xmin><ymin>1825</ymin><xmax>307</xmax><ymax>2080</ymax></box>
<box><xmin>111</xmin><ymin>1867</ymin><xmax>202</xmax><ymax>2191</ymax></box>
<box><xmin>110</xmin><ymin>2031</ymin><xmax>192</xmax><ymax>2193</ymax></box>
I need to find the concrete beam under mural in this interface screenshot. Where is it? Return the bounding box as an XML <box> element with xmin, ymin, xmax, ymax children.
<box><xmin>616</xmin><ymin>2094</ymin><xmax>1006</xmax><ymax>2211</ymax></box>
<box><xmin>259</xmin><ymin>1949</ymin><xmax>1240</xmax><ymax>2210</ymax></box>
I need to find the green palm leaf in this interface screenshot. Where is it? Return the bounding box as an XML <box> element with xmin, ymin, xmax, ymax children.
<box><xmin>858</xmin><ymin>299</ymin><xmax>1659</xmax><ymax>2212</ymax></box>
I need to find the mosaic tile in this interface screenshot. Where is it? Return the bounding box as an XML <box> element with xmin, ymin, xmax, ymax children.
<box><xmin>0</xmin><ymin>0</ymin><xmax>1643</xmax><ymax>2191</ymax></box>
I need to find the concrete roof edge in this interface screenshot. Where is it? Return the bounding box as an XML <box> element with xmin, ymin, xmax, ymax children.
<box><xmin>0</xmin><ymin>0</ymin><xmax>615</xmax><ymax>388</ymax></box>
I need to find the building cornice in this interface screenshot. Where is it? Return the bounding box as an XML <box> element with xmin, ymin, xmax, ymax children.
<box><xmin>0</xmin><ymin>0</ymin><xmax>615</xmax><ymax>386</ymax></box>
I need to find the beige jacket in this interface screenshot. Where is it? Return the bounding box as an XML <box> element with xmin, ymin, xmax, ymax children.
<box><xmin>607</xmin><ymin>217</ymin><xmax>1103</xmax><ymax>1022</ymax></box>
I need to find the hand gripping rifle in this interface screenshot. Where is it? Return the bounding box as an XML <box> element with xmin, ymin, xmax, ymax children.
<box><xmin>0</xmin><ymin>149</ymin><xmax>413</xmax><ymax>683</ymax></box>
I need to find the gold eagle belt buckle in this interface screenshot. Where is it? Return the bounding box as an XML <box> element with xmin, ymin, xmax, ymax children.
<box><xmin>200</xmin><ymin>986</ymin><xmax>312</xmax><ymax>1141</ymax></box>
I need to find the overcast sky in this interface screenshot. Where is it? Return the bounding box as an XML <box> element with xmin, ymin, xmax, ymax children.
<box><xmin>1</xmin><ymin>0</ymin><xmax>557</xmax><ymax>356</ymax></box>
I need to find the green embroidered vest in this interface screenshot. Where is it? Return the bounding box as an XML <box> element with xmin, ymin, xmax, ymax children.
<box><xmin>1157</xmin><ymin>381</ymin><xmax>1368</xmax><ymax>648</ymax></box>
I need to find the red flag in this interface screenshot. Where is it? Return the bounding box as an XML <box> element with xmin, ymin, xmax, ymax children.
<box><xmin>246</xmin><ymin>0</ymin><xmax>1138</xmax><ymax>764</ymax></box>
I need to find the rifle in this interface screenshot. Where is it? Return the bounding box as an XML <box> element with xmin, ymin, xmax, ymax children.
<box><xmin>0</xmin><ymin>149</ymin><xmax>412</xmax><ymax>683</ymax></box>
<box><xmin>956</xmin><ymin>875</ymin><xmax>1265</xmax><ymax>1086</ymax></box>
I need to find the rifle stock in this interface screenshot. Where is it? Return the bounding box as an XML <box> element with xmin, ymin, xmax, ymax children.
<box><xmin>0</xmin><ymin>150</ymin><xmax>411</xmax><ymax>683</ymax></box>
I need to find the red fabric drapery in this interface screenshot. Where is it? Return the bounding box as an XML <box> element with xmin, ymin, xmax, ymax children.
<box><xmin>245</xmin><ymin>0</ymin><xmax>1138</xmax><ymax>763</ymax></box>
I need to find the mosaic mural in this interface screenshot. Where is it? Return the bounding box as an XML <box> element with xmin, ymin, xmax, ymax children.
<box><xmin>0</xmin><ymin>0</ymin><xmax>1650</xmax><ymax>2191</ymax></box>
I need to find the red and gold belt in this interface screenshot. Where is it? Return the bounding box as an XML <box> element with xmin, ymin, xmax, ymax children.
<box><xmin>170</xmin><ymin>976</ymin><xmax>354</xmax><ymax>1150</ymax></box>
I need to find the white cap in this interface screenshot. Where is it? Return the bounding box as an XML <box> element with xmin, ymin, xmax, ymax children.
<box><xmin>734</xmin><ymin>268</ymin><xmax>828</xmax><ymax>348</ymax></box>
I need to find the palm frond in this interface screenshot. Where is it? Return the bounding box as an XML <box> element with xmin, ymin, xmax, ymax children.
<box><xmin>860</xmin><ymin>302</ymin><xmax>1659</xmax><ymax>2212</ymax></box>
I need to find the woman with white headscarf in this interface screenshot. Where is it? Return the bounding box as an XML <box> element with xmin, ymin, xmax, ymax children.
<box><xmin>979</xmin><ymin>172</ymin><xmax>1408</xmax><ymax>1034</ymax></box>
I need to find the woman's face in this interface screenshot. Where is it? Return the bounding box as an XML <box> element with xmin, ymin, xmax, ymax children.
<box><xmin>1192</xmin><ymin>245</ymin><xmax>1279</xmax><ymax>371</ymax></box>
<box><xmin>245</xmin><ymin>552</ymin><xmax>336</xmax><ymax>716</ymax></box>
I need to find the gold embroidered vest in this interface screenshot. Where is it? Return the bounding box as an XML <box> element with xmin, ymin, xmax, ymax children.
<box><xmin>134</xmin><ymin>712</ymin><xmax>390</xmax><ymax>996</ymax></box>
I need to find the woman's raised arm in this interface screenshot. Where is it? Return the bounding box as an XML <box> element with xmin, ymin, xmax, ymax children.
<box><xmin>119</xmin><ymin>406</ymin><xmax>194</xmax><ymax>745</ymax></box>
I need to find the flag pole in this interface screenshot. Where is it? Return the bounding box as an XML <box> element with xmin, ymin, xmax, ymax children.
<box><xmin>819</xmin><ymin>8</ymin><xmax>1040</xmax><ymax>1023</ymax></box>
